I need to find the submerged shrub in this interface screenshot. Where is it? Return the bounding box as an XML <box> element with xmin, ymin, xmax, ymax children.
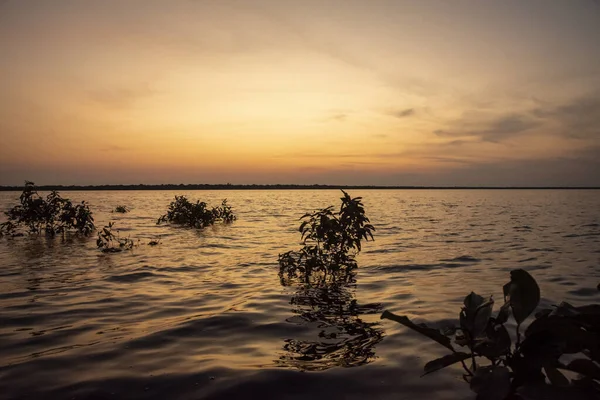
<box><xmin>1</xmin><ymin>181</ymin><xmax>95</xmax><ymax>236</ymax></box>
<box><xmin>113</xmin><ymin>205</ymin><xmax>130</xmax><ymax>213</ymax></box>
<box><xmin>381</xmin><ymin>269</ymin><xmax>600</xmax><ymax>399</ymax></box>
<box><xmin>96</xmin><ymin>222</ymin><xmax>135</xmax><ymax>253</ymax></box>
<box><xmin>279</xmin><ymin>190</ymin><xmax>374</xmax><ymax>284</ymax></box>
<box><xmin>157</xmin><ymin>196</ymin><xmax>236</xmax><ymax>228</ymax></box>
<box><xmin>148</xmin><ymin>236</ymin><xmax>161</xmax><ymax>246</ymax></box>
<box><xmin>0</xmin><ymin>221</ymin><xmax>20</xmax><ymax>237</ymax></box>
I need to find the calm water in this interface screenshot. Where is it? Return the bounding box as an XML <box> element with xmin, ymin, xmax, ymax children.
<box><xmin>1</xmin><ymin>190</ymin><xmax>599</xmax><ymax>400</ymax></box>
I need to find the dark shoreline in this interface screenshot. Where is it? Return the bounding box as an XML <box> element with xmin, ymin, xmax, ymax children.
<box><xmin>0</xmin><ymin>184</ymin><xmax>599</xmax><ymax>191</ymax></box>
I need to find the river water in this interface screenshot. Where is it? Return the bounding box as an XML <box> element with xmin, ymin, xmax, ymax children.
<box><xmin>0</xmin><ymin>189</ymin><xmax>599</xmax><ymax>399</ymax></box>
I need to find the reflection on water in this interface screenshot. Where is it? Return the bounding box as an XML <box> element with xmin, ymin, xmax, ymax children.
<box><xmin>278</xmin><ymin>273</ymin><xmax>384</xmax><ymax>371</ymax></box>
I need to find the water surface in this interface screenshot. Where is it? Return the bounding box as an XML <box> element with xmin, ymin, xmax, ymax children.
<box><xmin>1</xmin><ymin>190</ymin><xmax>599</xmax><ymax>399</ymax></box>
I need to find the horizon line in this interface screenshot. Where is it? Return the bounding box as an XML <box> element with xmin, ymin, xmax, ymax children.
<box><xmin>1</xmin><ymin>183</ymin><xmax>599</xmax><ymax>191</ymax></box>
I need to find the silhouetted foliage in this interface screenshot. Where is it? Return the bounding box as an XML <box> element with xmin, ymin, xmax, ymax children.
<box><xmin>279</xmin><ymin>190</ymin><xmax>374</xmax><ymax>284</ymax></box>
<box><xmin>96</xmin><ymin>222</ymin><xmax>135</xmax><ymax>253</ymax></box>
<box><xmin>381</xmin><ymin>269</ymin><xmax>600</xmax><ymax>399</ymax></box>
<box><xmin>157</xmin><ymin>196</ymin><xmax>236</xmax><ymax>228</ymax></box>
<box><xmin>0</xmin><ymin>221</ymin><xmax>19</xmax><ymax>237</ymax></box>
<box><xmin>148</xmin><ymin>236</ymin><xmax>161</xmax><ymax>246</ymax></box>
<box><xmin>113</xmin><ymin>205</ymin><xmax>130</xmax><ymax>213</ymax></box>
<box><xmin>0</xmin><ymin>181</ymin><xmax>95</xmax><ymax>237</ymax></box>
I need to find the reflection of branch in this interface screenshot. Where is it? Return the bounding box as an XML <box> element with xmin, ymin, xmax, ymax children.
<box><xmin>277</xmin><ymin>277</ymin><xmax>384</xmax><ymax>371</ymax></box>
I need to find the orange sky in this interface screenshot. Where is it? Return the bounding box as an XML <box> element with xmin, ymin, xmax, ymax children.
<box><xmin>1</xmin><ymin>0</ymin><xmax>599</xmax><ymax>186</ymax></box>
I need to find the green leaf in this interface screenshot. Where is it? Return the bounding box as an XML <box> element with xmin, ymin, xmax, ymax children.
<box><xmin>381</xmin><ymin>310</ymin><xmax>454</xmax><ymax>351</ymax></box>
<box><xmin>423</xmin><ymin>352</ymin><xmax>471</xmax><ymax>376</ymax></box>
<box><xmin>505</xmin><ymin>269</ymin><xmax>540</xmax><ymax>324</ymax></box>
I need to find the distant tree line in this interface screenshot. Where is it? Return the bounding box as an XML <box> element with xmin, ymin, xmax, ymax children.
<box><xmin>0</xmin><ymin>184</ymin><xmax>598</xmax><ymax>191</ymax></box>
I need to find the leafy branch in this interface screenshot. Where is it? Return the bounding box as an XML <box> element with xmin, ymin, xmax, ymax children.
<box><xmin>381</xmin><ymin>269</ymin><xmax>600</xmax><ymax>399</ymax></box>
<box><xmin>96</xmin><ymin>222</ymin><xmax>136</xmax><ymax>253</ymax></box>
<box><xmin>279</xmin><ymin>190</ymin><xmax>375</xmax><ymax>284</ymax></box>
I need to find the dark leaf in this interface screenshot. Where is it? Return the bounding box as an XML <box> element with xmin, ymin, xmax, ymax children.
<box><xmin>535</xmin><ymin>308</ymin><xmax>553</xmax><ymax>319</ymax></box>
<box><xmin>574</xmin><ymin>304</ymin><xmax>600</xmax><ymax>316</ymax></box>
<box><xmin>544</xmin><ymin>365</ymin><xmax>570</xmax><ymax>387</ymax></box>
<box><xmin>496</xmin><ymin>302</ymin><xmax>511</xmax><ymax>324</ymax></box>
<box><xmin>505</xmin><ymin>269</ymin><xmax>540</xmax><ymax>324</ymax></box>
<box><xmin>423</xmin><ymin>352</ymin><xmax>471</xmax><ymax>376</ymax></box>
<box><xmin>517</xmin><ymin>382</ymin><xmax>594</xmax><ymax>400</ymax></box>
<box><xmin>461</xmin><ymin>293</ymin><xmax>494</xmax><ymax>338</ymax></box>
<box><xmin>475</xmin><ymin>324</ymin><xmax>511</xmax><ymax>358</ymax></box>
<box><xmin>471</xmin><ymin>366</ymin><xmax>511</xmax><ymax>400</ymax></box>
<box><xmin>562</xmin><ymin>359</ymin><xmax>600</xmax><ymax>381</ymax></box>
<box><xmin>551</xmin><ymin>302</ymin><xmax>579</xmax><ymax>317</ymax></box>
<box><xmin>381</xmin><ymin>310</ymin><xmax>454</xmax><ymax>351</ymax></box>
<box><xmin>525</xmin><ymin>315</ymin><xmax>598</xmax><ymax>356</ymax></box>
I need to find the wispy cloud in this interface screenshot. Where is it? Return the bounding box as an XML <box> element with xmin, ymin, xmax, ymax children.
<box><xmin>434</xmin><ymin>113</ymin><xmax>540</xmax><ymax>143</ymax></box>
<box><xmin>387</xmin><ymin>108</ymin><xmax>415</xmax><ymax>118</ymax></box>
<box><xmin>87</xmin><ymin>84</ymin><xmax>157</xmax><ymax>109</ymax></box>
<box><xmin>533</xmin><ymin>91</ymin><xmax>600</xmax><ymax>140</ymax></box>
<box><xmin>329</xmin><ymin>113</ymin><xmax>348</xmax><ymax>122</ymax></box>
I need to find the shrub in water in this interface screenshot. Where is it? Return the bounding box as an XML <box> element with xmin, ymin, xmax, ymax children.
<box><xmin>113</xmin><ymin>205</ymin><xmax>130</xmax><ymax>213</ymax></box>
<box><xmin>157</xmin><ymin>196</ymin><xmax>236</xmax><ymax>228</ymax></box>
<box><xmin>0</xmin><ymin>181</ymin><xmax>95</xmax><ymax>236</ymax></box>
<box><xmin>381</xmin><ymin>269</ymin><xmax>600</xmax><ymax>399</ymax></box>
<box><xmin>96</xmin><ymin>222</ymin><xmax>135</xmax><ymax>253</ymax></box>
<box><xmin>279</xmin><ymin>190</ymin><xmax>374</xmax><ymax>283</ymax></box>
<box><xmin>0</xmin><ymin>221</ymin><xmax>19</xmax><ymax>237</ymax></box>
<box><xmin>148</xmin><ymin>236</ymin><xmax>161</xmax><ymax>246</ymax></box>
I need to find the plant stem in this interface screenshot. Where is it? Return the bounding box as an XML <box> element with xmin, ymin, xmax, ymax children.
<box><xmin>460</xmin><ymin>359</ymin><xmax>473</xmax><ymax>376</ymax></box>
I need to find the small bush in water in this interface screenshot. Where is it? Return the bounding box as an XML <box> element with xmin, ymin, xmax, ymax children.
<box><xmin>96</xmin><ymin>222</ymin><xmax>135</xmax><ymax>252</ymax></box>
<box><xmin>148</xmin><ymin>236</ymin><xmax>161</xmax><ymax>246</ymax></box>
<box><xmin>279</xmin><ymin>190</ymin><xmax>374</xmax><ymax>283</ymax></box>
<box><xmin>0</xmin><ymin>181</ymin><xmax>95</xmax><ymax>236</ymax></box>
<box><xmin>113</xmin><ymin>205</ymin><xmax>130</xmax><ymax>213</ymax></box>
<box><xmin>381</xmin><ymin>269</ymin><xmax>600</xmax><ymax>399</ymax></box>
<box><xmin>157</xmin><ymin>196</ymin><xmax>236</xmax><ymax>228</ymax></box>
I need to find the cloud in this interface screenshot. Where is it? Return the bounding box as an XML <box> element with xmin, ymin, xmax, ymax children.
<box><xmin>387</xmin><ymin>108</ymin><xmax>415</xmax><ymax>118</ymax></box>
<box><xmin>87</xmin><ymin>84</ymin><xmax>157</xmax><ymax>109</ymax></box>
<box><xmin>329</xmin><ymin>113</ymin><xmax>348</xmax><ymax>122</ymax></box>
<box><xmin>533</xmin><ymin>92</ymin><xmax>600</xmax><ymax>140</ymax></box>
<box><xmin>434</xmin><ymin>113</ymin><xmax>540</xmax><ymax>143</ymax></box>
<box><xmin>273</xmin><ymin>152</ymin><xmax>363</xmax><ymax>159</ymax></box>
<box><xmin>478</xmin><ymin>115</ymin><xmax>540</xmax><ymax>142</ymax></box>
<box><xmin>320</xmin><ymin>110</ymin><xmax>351</xmax><ymax>122</ymax></box>
<box><xmin>437</xmin><ymin>151</ymin><xmax>600</xmax><ymax>187</ymax></box>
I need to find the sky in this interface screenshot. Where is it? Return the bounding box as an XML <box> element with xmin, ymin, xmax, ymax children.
<box><xmin>1</xmin><ymin>0</ymin><xmax>599</xmax><ymax>186</ymax></box>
